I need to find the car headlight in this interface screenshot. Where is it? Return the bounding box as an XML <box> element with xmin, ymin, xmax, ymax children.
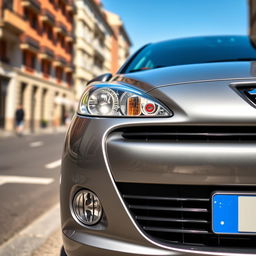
<box><xmin>78</xmin><ymin>84</ymin><xmax>172</xmax><ymax>117</ymax></box>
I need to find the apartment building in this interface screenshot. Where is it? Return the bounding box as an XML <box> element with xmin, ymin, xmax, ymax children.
<box><xmin>74</xmin><ymin>0</ymin><xmax>114</xmax><ymax>100</ymax></box>
<box><xmin>0</xmin><ymin>0</ymin><xmax>75</xmax><ymax>132</ymax></box>
<box><xmin>105</xmin><ymin>10</ymin><xmax>132</xmax><ymax>73</ymax></box>
<box><xmin>0</xmin><ymin>0</ymin><xmax>132</xmax><ymax>132</ymax></box>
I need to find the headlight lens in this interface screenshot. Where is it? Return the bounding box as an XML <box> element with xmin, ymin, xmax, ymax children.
<box><xmin>78</xmin><ymin>84</ymin><xmax>171</xmax><ymax>117</ymax></box>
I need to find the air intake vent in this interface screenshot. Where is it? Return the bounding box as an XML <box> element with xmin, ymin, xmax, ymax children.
<box><xmin>117</xmin><ymin>183</ymin><xmax>256</xmax><ymax>249</ymax></box>
<box><xmin>120</xmin><ymin>126</ymin><xmax>256</xmax><ymax>142</ymax></box>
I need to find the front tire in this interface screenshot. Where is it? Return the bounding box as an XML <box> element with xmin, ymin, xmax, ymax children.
<box><xmin>60</xmin><ymin>246</ymin><xmax>67</xmax><ymax>256</ymax></box>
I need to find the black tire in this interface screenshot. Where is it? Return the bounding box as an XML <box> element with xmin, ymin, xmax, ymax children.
<box><xmin>60</xmin><ymin>246</ymin><xmax>67</xmax><ymax>256</ymax></box>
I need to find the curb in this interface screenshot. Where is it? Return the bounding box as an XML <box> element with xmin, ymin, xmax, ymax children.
<box><xmin>0</xmin><ymin>204</ymin><xmax>60</xmax><ymax>256</ymax></box>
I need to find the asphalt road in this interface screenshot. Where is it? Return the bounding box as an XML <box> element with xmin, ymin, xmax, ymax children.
<box><xmin>0</xmin><ymin>132</ymin><xmax>66</xmax><ymax>245</ymax></box>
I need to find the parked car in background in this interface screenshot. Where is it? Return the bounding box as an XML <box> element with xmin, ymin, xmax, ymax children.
<box><xmin>61</xmin><ymin>35</ymin><xmax>256</xmax><ymax>256</ymax></box>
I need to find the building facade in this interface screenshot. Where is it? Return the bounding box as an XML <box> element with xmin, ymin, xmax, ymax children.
<box><xmin>74</xmin><ymin>0</ymin><xmax>113</xmax><ymax>101</ymax></box>
<box><xmin>0</xmin><ymin>0</ymin><xmax>132</xmax><ymax>132</ymax></box>
<box><xmin>0</xmin><ymin>0</ymin><xmax>75</xmax><ymax>132</ymax></box>
<box><xmin>105</xmin><ymin>10</ymin><xmax>132</xmax><ymax>74</ymax></box>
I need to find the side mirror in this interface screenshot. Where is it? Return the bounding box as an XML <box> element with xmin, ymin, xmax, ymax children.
<box><xmin>87</xmin><ymin>73</ymin><xmax>112</xmax><ymax>85</ymax></box>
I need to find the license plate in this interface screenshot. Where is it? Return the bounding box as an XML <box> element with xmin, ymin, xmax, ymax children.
<box><xmin>212</xmin><ymin>193</ymin><xmax>256</xmax><ymax>234</ymax></box>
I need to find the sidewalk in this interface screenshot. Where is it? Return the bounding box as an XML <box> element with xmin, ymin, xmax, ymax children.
<box><xmin>32</xmin><ymin>229</ymin><xmax>64</xmax><ymax>256</ymax></box>
<box><xmin>0</xmin><ymin>204</ymin><xmax>61</xmax><ymax>256</ymax></box>
<box><xmin>0</xmin><ymin>126</ymin><xmax>68</xmax><ymax>139</ymax></box>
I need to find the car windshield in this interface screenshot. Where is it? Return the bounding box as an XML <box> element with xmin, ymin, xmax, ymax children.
<box><xmin>122</xmin><ymin>36</ymin><xmax>256</xmax><ymax>73</ymax></box>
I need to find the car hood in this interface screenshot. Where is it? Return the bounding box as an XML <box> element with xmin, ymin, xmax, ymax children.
<box><xmin>114</xmin><ymin>61</ymin><xmax>256</xmax><ymax>92</ymax></box>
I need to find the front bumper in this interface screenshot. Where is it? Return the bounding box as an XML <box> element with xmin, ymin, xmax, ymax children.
<box><xmin>61</xmin><ymin>115</ymin><xmax>256</xmax><ymax>256</ymax></box>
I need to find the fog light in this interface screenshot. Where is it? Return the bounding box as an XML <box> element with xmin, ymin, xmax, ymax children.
<box><xmin>73</xmin><ymin>190</ymin><xmax>102</xmax><ymax>225</ymax></box>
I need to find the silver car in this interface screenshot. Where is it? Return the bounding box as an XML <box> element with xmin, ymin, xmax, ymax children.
<box><xmin>61</xmin><ymin>35</ymin><xmax>256</xmax><ymax>256</ymax></box>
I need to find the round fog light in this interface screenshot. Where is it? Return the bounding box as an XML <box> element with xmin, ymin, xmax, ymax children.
<box><xmin>73</xmin><ymin>190</ymin><xmax>102</xmax><ymax>225</ymax></box>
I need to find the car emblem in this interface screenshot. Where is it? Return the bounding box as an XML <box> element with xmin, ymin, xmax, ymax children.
<box><xmin>248</xmin><ymin>88</ymin><xmax>256</xmax><ymax>96</ymax></box>
<box><xmin>237</xmin><ymin>86</ymin><xmax>256</xmax><ymax>106</ymax></box>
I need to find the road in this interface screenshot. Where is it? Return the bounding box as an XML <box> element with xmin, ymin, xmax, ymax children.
<box><xmin>0</xmin><ymin>131</ymin><xmax>66</xmax><ymax>245</ymax></box>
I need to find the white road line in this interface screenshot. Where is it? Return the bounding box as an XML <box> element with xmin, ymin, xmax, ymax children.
<box><xmin>45</xmin><ymin>159</ymin><xmax>61</xmax><ymax>169</ymax></box>
<box><xmin>30</xmin><ymin>141</ymin><xmax>44</xmax><ymax>147</ymax></box>
<box><xmin>0</xmin><ymin>176</ymin><xmax>54</xmax><ymax>186</ymax></box>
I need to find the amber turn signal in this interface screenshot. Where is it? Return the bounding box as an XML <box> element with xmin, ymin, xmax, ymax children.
<box><xmin>127</xmin><ymin>96</ymin><xmax>141</xmax><ymax>116</ymax></box>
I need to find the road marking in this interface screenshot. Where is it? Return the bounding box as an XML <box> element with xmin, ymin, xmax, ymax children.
<box><xmin>45</xmin><ymin>159</ymin><xmax>61</xmax><ymax>169</ymax></box>
<box><xmin>0</xmin><ymin>176</ymin><xmax>54</xmax><ymax>186</ymax></box>
<box><xmin>30</xmin><ymin>141</ymin><xmax>44</xmax><ymax>147</ymax></box>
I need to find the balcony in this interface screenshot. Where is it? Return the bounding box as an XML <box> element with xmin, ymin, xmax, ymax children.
<box><xmin>40</xmin><ymin>9</ymin><xmax>55</xmax><ymax>26</ymax></box>
<box><xmin>21</xmin><ymin>0</ymin><xmax>41</xmax><ymax>13</ymax></box>
<box><xmin>39</xmin><ymin>46</ymin><xmax>54</xmax><ymax>60</ymax></box>
<box><xmin>20</xmin><ymin>35</ymin><xmax>40</xmax><ymax>53</ymax></box>
<box><xmin>0</xmin><ymin>9</ymin><xmax>26</xmax><ymax>39</ymax></box>
<box><xmin>53</xmin><ymin>55</ymin><xmax>67</xmax><ymax>67</ymax></box>
<box><xmin>54</xmin><ymin>22</ymin><xmax>67</xmax><ymax>36</ymax></box>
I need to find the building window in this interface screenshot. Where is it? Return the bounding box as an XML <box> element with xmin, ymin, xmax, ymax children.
<box><xmin>61</xmin><ymin>3</ymin><xmax>65</xmax><ymax>15</ymax></box>
<box><xmin>31</xmin><ymin>14</ymin><xmax>38</xmax><ymax>30</ymax></box>
<box><xmin>2</xmin><ymin>0</ymin><xmax>13</xmax><ymax>11</ymax></box>
<box><xmin>58</xmin><ymin>0</ymin><xmax>65</xmax><ymax>15</ymax></box>
<box><xmin>47</xmin><ymin>26</ymin><xmax>53</xmax><ymax>40</ymax></box>
<box><xmin>67</xmin><ymin>12</ymin><xmax>73</xmax><ymax>23</ymax></box>
<box><xmin>66</xmin><ymin>42</ymin><xmax>72</xmax><ymax>54</ymax></box>
<box><xmin>61</xmin><ymin>36</ymin><xmax>65</xmax><ymax>48</ymax></box>
<box><xmin>59</xmin><ymin>35</ymin><xmax>65</xmax><ymax>48</ymax></box>
<box><xmin>55</xmin><ymin>67</ymin><xmax>63</xmax><ymax>83</ymax></box>
<box><xmin>22</xmin><ymin>51</ymin><xmax>36</xmax><ymax>72</ymax></box>
<box><xmin>41</xmin><ymin>60</ymin><xmax>51</xmax><ymax>78</ymax></box>
<box><xmin>99</xmin><ymin>36</ymin><xmax>105</xmax><ymax>47</ymax></box>
<box><xmin>94</xmin><ymin>55</ymin><xmax>103</xmax><ymax>69</ymax></box>
<box><xmin>24</xmin><ymin>8</ymin><xmax>29</xmax><ymax>20</ymax></box>
<box><xmin>24</xmin><ymin>10</ymin><xmax>39</xmax><ymax>32</ymax></box>
<box><xmin>43</xmin><ymin>23</ymin><xmax>54</xmax><ymax>41</ymax></box>
<box><xmin>0</xmin><ymin>40</ymin><xmax>8</xmax><ymax>63</ymax></box>
<box><xmin>57</xmin><ymin>34</ymin><xmax>65</xmax><ymax>48</ymax></box>
<box><xmin>66</xmin><ymin>73</ymin><xmax>72</xmax><ymax>87</ymax></box>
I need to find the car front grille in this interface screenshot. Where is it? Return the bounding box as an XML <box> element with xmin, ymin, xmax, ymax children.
<box><xmin>120</xmin><ymin>126</ymin><xmax>256</xmax><ymax>142</ymax></box>
<box><xmin>117</xmin><ymin>183</ymin><xmax>256</xmax><ymax>249</ymax></box>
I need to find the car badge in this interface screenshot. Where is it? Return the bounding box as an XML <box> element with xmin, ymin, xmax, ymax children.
<box><xmin>248</xmin><ymin>88</ymin><xmax>256</xmax><ymax>95</ymax></box>
<box><xmin>237</xmin><ymin>86</ymin><xmax>256</xmax><ymax>106</ymax></box>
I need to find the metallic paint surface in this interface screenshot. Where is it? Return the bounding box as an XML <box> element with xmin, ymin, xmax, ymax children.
<box><xmin>114</xmin><ymin>62</ymin><xmax>256</xmax><ymax>92</ymax></box>
<box><xmin>61</xmin><ymin>62</ymin><xmax>256</xmax><ymax>255</ymax></box>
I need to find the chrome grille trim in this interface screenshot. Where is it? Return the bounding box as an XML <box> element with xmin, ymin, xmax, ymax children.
<box><xmin>117</xmin><ymin>182</ymin><xmax>256</xmax><ymax>249</ymax></box>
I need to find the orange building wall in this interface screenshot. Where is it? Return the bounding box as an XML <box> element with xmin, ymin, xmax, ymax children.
<box><xmin>20</xmin><ymin>0</ymin><xmax>73</xmax><ymax>63</ymax></box>
<box><xmin>2</xmin><ymin>0</ymin><xmax>75</xmax><ymax>85</ymax></box>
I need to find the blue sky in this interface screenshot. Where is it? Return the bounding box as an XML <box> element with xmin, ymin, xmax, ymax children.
<box><xmin>102</xmin><ymin>0</ymin><xmax>248</xmax><ymax>53</ymax></box>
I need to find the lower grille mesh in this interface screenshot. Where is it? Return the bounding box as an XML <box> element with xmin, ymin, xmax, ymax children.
<box><xmin>117</xmin><ymin>183</ymin><xmax>256</xmax><ymax>248</ymax></box>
